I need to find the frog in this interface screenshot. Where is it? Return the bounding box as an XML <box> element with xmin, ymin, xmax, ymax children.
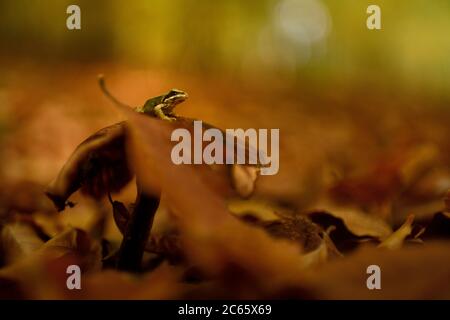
<box><xmin>135</xmin><ymin>89</ymin><xmax>188</xmax><ymax>121</ymax></box>
<box><xmin>98</xmin><ymin>75</ymin><xmax>188</xmax><ymax>122</ymax></box>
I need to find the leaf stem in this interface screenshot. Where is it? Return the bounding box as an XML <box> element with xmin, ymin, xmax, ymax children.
<box><xmin>116</xmin><ymin>184</ymin><xmax>160</xmax><ymax>272</ymax></box>
<box><xmin>98</xmin><ymin>75</ymin><xmax>131</xmax><ymax>109</ymax></box>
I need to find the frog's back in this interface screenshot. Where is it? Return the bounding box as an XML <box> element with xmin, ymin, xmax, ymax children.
<box><xmin>142</xmin><ymin>95</ymin><xmax>164</xmax><ymax>113</ymax></box>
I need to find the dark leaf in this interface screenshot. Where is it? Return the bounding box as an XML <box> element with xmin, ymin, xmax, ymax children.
<box><xmin>46</xmin><ymin>122</ymin><xmax>132</xmax><ymax>211</ymax></box>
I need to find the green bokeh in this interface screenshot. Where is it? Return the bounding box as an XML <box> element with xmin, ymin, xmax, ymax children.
<box><xmin>0</xmin><ymin>0</ymin><xmax>449</xmax><ymax>95</ymax></box>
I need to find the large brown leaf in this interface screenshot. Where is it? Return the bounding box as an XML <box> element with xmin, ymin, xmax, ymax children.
<box><xmin>116</xmin><ymin>105</ymin><xmax>317</xmax><ymax>297</ymax></box>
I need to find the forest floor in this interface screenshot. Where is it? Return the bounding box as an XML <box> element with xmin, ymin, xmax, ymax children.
<box><xmin>0</xmin><ymin>60</ymin><xmax>449</xmax><ymax>299</ymax></box>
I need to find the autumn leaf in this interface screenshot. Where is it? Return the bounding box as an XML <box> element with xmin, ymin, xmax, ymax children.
<box><xmin>45</xmin><ymin>122</ymin><xmax>132</xmax><ymax>211</ymax></box>
<box><xmin>378</xmin><ymin>214</ymin><xmax>414</xmax><ymax>250</ymax></box>
<box><xmin>309</xmin><ymin>205</ymin><xmax>393</xmax><ymax>239</ymax></box>
<box><xmin>115</xmin><ymin>105</ymin><xmax>320</xmax><ymax>297</ymax></box>
<box><xmin>230</xmin><ymin>164</ymin><xmax>259</xmax><ymax>198</ymax></box>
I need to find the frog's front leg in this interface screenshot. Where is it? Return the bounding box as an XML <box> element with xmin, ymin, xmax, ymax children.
<box><xmin>153</xmin><ymin>104</ymin><xmax>177</xmax><ymax>122</ymax></box>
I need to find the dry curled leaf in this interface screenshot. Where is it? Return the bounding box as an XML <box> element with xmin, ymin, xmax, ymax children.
<box><xmin>46</xmin><ymin>122</ymin><xmax>132</xmax><ymax>211</ymax></box>
<box><xmin>378</xmin><ymin>214</ymin><xmax>414</xmax><ymax>250</ymax></box>
<box><xmin>37</xmin><ymin>228</ymin><xmax>103</xmax><ymax>272</ymax></box>
<box><xmin>227</xmin><ymin>198</ymin><xmax>282</xmax><ymax>222</ymax></box>
<box><xmin>309</xmin><ymin>205</ymin><xmax>392</xmax><ymax>239</ymax></box>
<box><xmin>230</xmin><ymin>164</ymin><xmax>259</xmax><ymax>198</ymax></box>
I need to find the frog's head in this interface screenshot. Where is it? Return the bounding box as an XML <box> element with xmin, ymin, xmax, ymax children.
<box><xmin>161</xmin><ymin>89</ymin><xmax>188</xmax><ymax>112</ymax></box>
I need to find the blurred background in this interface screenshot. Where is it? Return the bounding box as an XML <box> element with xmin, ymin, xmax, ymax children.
<box><xmin>2</xmin><ymin>0</ymin><xmax>450</xmax><ymax>91</ymax></box>
<box><xmin>0</xmin><ymin>0</ymin><xmax>449</xmax><ymax>209</ymax></box>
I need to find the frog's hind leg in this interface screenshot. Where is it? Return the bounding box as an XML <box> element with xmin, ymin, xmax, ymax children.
<box><xmin>153</xmin><ymin>104</ymin><xmax>177</xmax><ymax>122</ymax></box>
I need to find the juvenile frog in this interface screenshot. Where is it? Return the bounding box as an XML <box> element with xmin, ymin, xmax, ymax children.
<box><xmin>135</xmin><ymin>89</ymin><xmax>188</xmax><ymax>121</ymax></box>
<box><xmin>98</xmin><ymin>75</ymin><xmax>188</xmax><ymax>122</ymax></box>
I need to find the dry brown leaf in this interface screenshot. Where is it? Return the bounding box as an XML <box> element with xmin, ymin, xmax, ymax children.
<box><xmin>29</xmin><ymin>199</ymin><xmax>110</xmax><ymax>243</ymax></box>
<box><xmin>38</xmin><ymin>227</ymin><xmax>103</xmax><ymax>272</ymax></box>
<box><xmin>378</xmin><ymin>214</ymin><xmax>414</xmax><ymax>250</ymax></box>
<box><xmin>118</xmin><ymin>105</ymin><xmax>315</xmax><ymax>297</ymax></box>
<box><xmin>309</xmin><ymin>205</ymin><xmax>392</xmax><ymax>239</ymax></box>
<box><xmin>230</xmin><ymin>164</ymin><xmax>259</xmax><ymax>198</ymax></box>
<box><xmin>0</xmin><ymin>227</ymin><xmax>102</xmax><ymax>298</ymax></box>
<box><xmin>301</xmin><ymin>227</ymin><xmax>342</xmax><ymax>268</ymax></box>
<box><xmin>227</xmin><ymin>198</ymin><xmax>282</xmax><ymax>221</ymax></box>
<box><xmin>46</xmin><ymin>122</ymin><xmax>132</xmax><ymax>211</ymax></box>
